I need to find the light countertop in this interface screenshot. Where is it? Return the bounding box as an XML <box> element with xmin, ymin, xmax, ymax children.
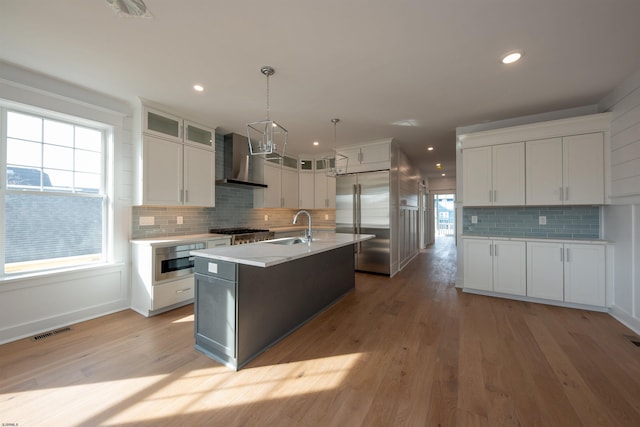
<box><xmin>270</xmin><ymin>225</ymin><xmax>336</xmax><ymax>233</ymax></box>
<box><xmin>191</xmin><ymin>232</ymin><xmax>374</xmax><ymax>268</ymax></box>
<box><xmin>130</xmin><ymin>233</ymin><xmax>230</xmax><ymax>246</ymax></box>
<box><xmin>461</xmin><ymin>235</ymin><xmax>608</xmax><ymax>244</ymax></box>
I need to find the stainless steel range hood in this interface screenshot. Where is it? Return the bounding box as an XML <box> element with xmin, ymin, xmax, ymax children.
<box><xmin>216</xmin><ymin>133</ymin><xmax>267</xmax><ymax>188</ymax></box>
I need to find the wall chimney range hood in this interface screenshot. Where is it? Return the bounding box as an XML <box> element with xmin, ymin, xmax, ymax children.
<box><xmin>216</xmin><ymin>133</ymin><xmax>267</xmax><ymax>188</ymax></box>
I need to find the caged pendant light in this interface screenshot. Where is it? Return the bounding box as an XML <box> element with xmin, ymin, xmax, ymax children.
<box><xmin>324</xmin><ymin>118</ymin><xmax>348</xmax><ymax>176</ymax></box>
<box><xmin>247</xmin><ymin>66</ymin><xmax>287</xmax><ymax>159</ymax></box>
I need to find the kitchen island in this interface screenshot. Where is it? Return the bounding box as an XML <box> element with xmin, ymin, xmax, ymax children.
<box><xmin>190</xmin><ymin>232</ymin><xmax>374</xmax><ymax>370</ymax></box>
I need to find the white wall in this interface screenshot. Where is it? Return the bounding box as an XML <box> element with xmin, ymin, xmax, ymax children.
<box><xmin>599</xmin><ymin>66</ymin><xmax>640</xmax><ymax>334</ymax></box>
<box><xmin>0</xmin><ymin>61</ymin><xmax>133</xmax><ymax>344</ymax></box>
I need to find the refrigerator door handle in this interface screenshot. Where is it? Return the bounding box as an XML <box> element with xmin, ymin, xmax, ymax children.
<box><xmin>356</xmin><ymin>183</ymin><xmax>362</xmax><ymax>252</ymax></box>
<box><xmin>352</xmin><ymin>184</ymin><xmax>358</xmax><ymax>234</ymax></box>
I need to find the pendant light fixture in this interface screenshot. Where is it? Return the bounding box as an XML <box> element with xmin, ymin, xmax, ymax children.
<box><xmin>324</xmin><ymin>118</ymin><xmax>348</xmax><ymax>176</ymax></box>
<box><xmin>247</xmin><ymin>66</ymin><xmax>287</xmax><ymax>159</ymax></box>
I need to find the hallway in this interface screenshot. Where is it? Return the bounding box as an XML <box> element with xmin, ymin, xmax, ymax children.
<box><xmin>2</xmin><ymin>237</ymin><xmax>640</xmax><ymax>426</ymax></box>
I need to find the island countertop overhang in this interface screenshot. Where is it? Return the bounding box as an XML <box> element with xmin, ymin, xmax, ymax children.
<box><xmin>190</xmin><ymin>232</ymin><xmax>375</xmax><ymax>268</ymax></box>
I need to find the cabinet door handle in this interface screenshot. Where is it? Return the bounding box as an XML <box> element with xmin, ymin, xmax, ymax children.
<box><xmin>185</xmin><ymin>190</ymin><xmax>188</xmax><ymax>203</ymax></box>
<box><xmin>494</xmin><ymin>244</ymin><xmax>498</xmax><ymax>257</ymax></box>
<box><xmin>180</xmin><ymin>189</ymin><xmax>184</xmax><ymax>202</ymax></box>
<box><xmin>559</xmin><ymin>187</ymin><xmax>563</xmax><ymax>201</ymax></box>
<box><xmin>565</xmin><ymin>187</ymin><xmax>569</xmax><ymax>201</ymax></box>
<box><xmin>560</xmin><ymin>247</ymin><xmax>564</xmax><ymax>262</ymax></box>
<box><xmin>489</xmin><ymin>243</ymin><xmax>493</xmax><ymax>257</ymax></box>
<box><xmin>176</xmin><ymin>288</ymin><xmax>191</xmax><ymax>294</ymax></box>
<box><xmin>494</xmin><ymin>190</ymin><xmax>497</xmax><ymax>203</ymax></box>
<box><xmin>489</xmin><ymin>190</ymin><xmax>493</xmax><ymax>203</ymax></box>
<box><xmin>566</xmin><ymin>248</ymin><xmax>570</xmax><ymax>262</ymax></box>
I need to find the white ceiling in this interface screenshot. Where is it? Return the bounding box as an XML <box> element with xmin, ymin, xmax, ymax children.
<box><xmin>1</xmin><ymin>0</ymin><xmax>640</xmax><ymax>180</ymax></box>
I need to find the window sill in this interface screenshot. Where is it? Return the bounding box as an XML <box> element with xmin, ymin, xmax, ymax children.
<box><xmin>0</xmin><ymin>262</ymin><xmax>127</xmax><ymax>289</ymax></box>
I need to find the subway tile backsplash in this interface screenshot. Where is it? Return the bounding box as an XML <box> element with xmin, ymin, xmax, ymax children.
<box><xmin>131</xmin><ymin>204</ymin><xmax>335</xmax><ymax>239</ymax></box>
<box><xmin>132</xmin><ymin>133</ymin><xmax>335</xmax><ymax>239</ymax></box>
<box><xmin>462</xmin><ymin>206</ymin><xmax>600</xmax><ymax>239</ymax></box>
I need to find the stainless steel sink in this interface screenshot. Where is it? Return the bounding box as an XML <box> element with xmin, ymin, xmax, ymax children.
<box><xmin>265</xmin><ymin>237</ymin><xmax>309</xmax><ymax>245</ymax></box>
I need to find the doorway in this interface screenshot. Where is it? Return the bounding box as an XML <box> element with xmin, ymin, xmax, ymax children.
<box><xmin>434</xmin><ymin>194</ymin><xmax>455</xmax><ymax>238</ymax></box>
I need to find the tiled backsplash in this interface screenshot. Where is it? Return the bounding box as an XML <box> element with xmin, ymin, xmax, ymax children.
<box><xmin>132</xmin><ymin>204</ymin><xmax>335</xmax><ymax>239</ymax></box>
<box><xmin>462</xmin><ymin>206</ymin><xmax>600</xmax><ymax>239</ymax></box>
<box><xmin>132</xmin><ymin>133</ymin><xmax>335</xmax><ymax>239</ymax></box>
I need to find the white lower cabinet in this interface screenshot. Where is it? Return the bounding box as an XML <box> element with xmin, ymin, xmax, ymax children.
<box><xmin>465</xmin><ymin>237</ymin><xmax>606</xmax><ymax>309</ymax></box>
<box><xmin>564</xmin><ymin>244</ymin><xmax>606</xmax><ymax>306</ymax></box>
<box><xmin>527</xmin><ymin>242</ymin><xmax>605</xmax><ymax>306</ymax></box>
<box><xmin>526</xmin><ymin>242</ymin><xmax>564</xmax><ymax>301</ymax></box>
<box><xmin>463</xmin><ymin>239</ymin><xmax>526</xmax><ymax>296</ymax></box>
<box><xmin>131</xmin><ymin>237</ymin><xmax>231</xmax><ymax>317</ymax></box>
<box><xmin>153</xmin><ymin>276</ymin><xmax>194</xmax><ymax>311</ymax></box>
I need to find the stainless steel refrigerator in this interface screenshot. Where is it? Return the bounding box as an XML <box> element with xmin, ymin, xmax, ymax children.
<box><xmin>336</xmin><ymin>170</ymin><xmax>391</xmax><ymax>275</ymax></box>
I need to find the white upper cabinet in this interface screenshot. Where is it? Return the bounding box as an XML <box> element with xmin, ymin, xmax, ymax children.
<box><xmin>314</xmin><ymin>158</ymin><xmax>336</xmax><ymax>208</ymax></box>
<box><xmin>255</xmin><ymin>156</ymin><xmax>299</xmax><ymax>208</ymax></box>
<box><xmin>460</xmin><ymin>113</ymin><xmax>610</xmax><ymax>207</ymax></box>
<box><xmin>299</xmin><ymin>158</ymin><xmax>315</xmax><ymax>209</ymax></box>
<box><xmin>144</xmin><ymin>107</ymin><xmax>182</xmax><ymax>142</ymax></box>
<box><xmin>142</xmin><ymin>136</ymin><xmax>183</xmax><ymax>205</ymax></box>
<box><xmin>183</xmin><ymin>145</ymin><xmax>215</xmax><ymax>206</ymax></box>
<box><xmin>463</xmin><ymin>142</ymin><xmax>525</xmax><ymax>206</ymax></box>
<box><xmin>336</xmin><ymin>140</ymin><xmax>391</xmax><ymax>173</ymax></box>
<box><xmin>281</xmin><ymin>164</ymin><xmax>299</xmax><ymax>209</ymax></box>
<box><xmin>137</xmin><ymin>105</ymin><xmax>216</xmax><ymax>206</ymax></box>
<box><xmin>526</xmin><ymin>132</ymin><xmax>604</xmax><ymax>205</ymax></box>
<box><xmin>525</xmin><ymin>138</ymin><xmax>564</xmax><ymax>204</ymax></box>
<box><xmin>184</xmin><ymin>120</ymin><xmax>214</xmax><ymax>149</ymax></box>
<box><xmin>563</xmin><ymin>133</ymin><xmax>605</xmax><ymax>205</ymax></box>
<box><xmin>260</xmin><ymin>160</ymin><xmax>283</xmax><ymax>208</ymax></box>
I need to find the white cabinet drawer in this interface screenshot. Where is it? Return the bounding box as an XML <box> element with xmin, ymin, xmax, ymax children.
<box><xmin>153</xmin><ymin>276</ymin><xmax>194</xmax><ymax>310</ymax></box>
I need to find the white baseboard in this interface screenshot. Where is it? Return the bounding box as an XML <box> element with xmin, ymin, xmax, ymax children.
<box><xmin>609</xmin><ymin>305</ymin><xmax>640</xmax><ymax>336</ymax></box>
<box><xmin>0</xmin><ymin>300</ymin><xmax>129</xmax><ymax>345</ymax></box>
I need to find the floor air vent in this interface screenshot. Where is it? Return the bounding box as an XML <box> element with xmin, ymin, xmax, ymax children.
<box><xmin>625</xmin><ymin>335</ymin><xmax>640</xmax><ymax>347</ymax></box>
<box><xmin>31</xmin><ymin>327</ymin><xmax>72</xmax><ymax>341</ymax></box>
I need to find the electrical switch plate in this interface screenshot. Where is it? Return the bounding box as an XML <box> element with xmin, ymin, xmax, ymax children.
<box><xmin>177</xmin><ymin>216</ymin><xmax>183</xmax><ymax>225</ymax></box>
<box><xmin>471</xmin><ymin>215</ymin><xmax>478</xmax><ymax>224</ymax></box>
<box><xmin>139</xmin><ymin>216</ymin><xmax>154</xmax><ymax>226</ymax></box>
<box><xmin>539</xmin><ymin>216</ymin><xmax>547</xmax><ymax>225</ymax></box>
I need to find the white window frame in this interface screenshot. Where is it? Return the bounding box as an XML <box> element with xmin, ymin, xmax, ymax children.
<box><xmin>0</xmin><ymin>102</ymin><xmax>113</xmax><ymax>278</ymax></box>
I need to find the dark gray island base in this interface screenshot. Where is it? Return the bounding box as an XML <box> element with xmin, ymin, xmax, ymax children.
<box><xmin>193</xmin><ymin>244</ymin><xmax>355</xmax><ymax>370</ymax></box>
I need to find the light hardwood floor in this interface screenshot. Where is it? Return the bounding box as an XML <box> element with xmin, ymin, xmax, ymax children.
<box><xmin>2</xmin><ymin>236</ymin><xmax>640</xmax><ymax>426</ymax></box>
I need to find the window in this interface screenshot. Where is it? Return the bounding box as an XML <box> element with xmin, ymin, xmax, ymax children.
<box><xmin>2</xmin><ymin>108</ymin><xmax>110</xmax><ymax>275</ymax></box>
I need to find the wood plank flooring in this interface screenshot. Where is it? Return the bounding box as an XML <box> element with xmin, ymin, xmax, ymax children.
<box><xmin>2</xmin><ymin>236</ymin><xmax>640</xmax><ymax>426</ymax></box>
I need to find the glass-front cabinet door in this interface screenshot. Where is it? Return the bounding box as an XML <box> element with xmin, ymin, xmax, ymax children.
<box><xmin>185</xmin><ymin>121</ymin><xmax>214</xmax><ymax>148</ymax></box>
<box><xmin>144</xmin><ymin>107</ymin><xmax>182</xmax><ymax>141</ymax></box>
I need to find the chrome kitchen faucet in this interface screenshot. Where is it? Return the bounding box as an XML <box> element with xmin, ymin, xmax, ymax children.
<box><xmin>293</xmin><ymin>210</ymin><xmax>312</xmax><ymax>243</ymax></box>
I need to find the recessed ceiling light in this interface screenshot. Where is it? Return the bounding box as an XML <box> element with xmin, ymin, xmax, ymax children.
<box><xmin>193</xmin><ymin>84</ymin><xmax>204</xmax><ymax>92</ymax></box>
<box><xmin>427</xmin><ymin>146</ymin><xmax>434</xmax><ymax>151</ymax></box>
<box><xmin>501</xmin><ymin>51</ymin><xmax>524</xmax><ymax>64</ymax></box>
<box><xmin>313</xmin><ymin>141</ymin><xmax>319</xmax><ymax>146</ymax></box>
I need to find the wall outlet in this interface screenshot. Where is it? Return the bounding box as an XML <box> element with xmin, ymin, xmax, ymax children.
<box><xmin>177</xmin><ymin>216</ymin><xmax>183</xmax><ymax>225</ymax></box>
<box><xmin>139</xmin><ymin>216</ymin><xmax>154</xmax><ymax>226</ymax></box>
<box><xmin>264</xmin><ymin>214</ymin><xmax>269</xmax><ymax>221</ymax></box>
<box><xmin>539</xmin><ymin>215</ymin><xmax>547</xmax><ymax>225</ymax></box>
<box><xmin>325</xmin><ymin>214</ymin><xmax>329</xmax><ymax>220</ymax></box>
<box><xmin>471</xmin><ymin>215</ymin><xmax>478</xmax><ymax>224</ymax></box>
